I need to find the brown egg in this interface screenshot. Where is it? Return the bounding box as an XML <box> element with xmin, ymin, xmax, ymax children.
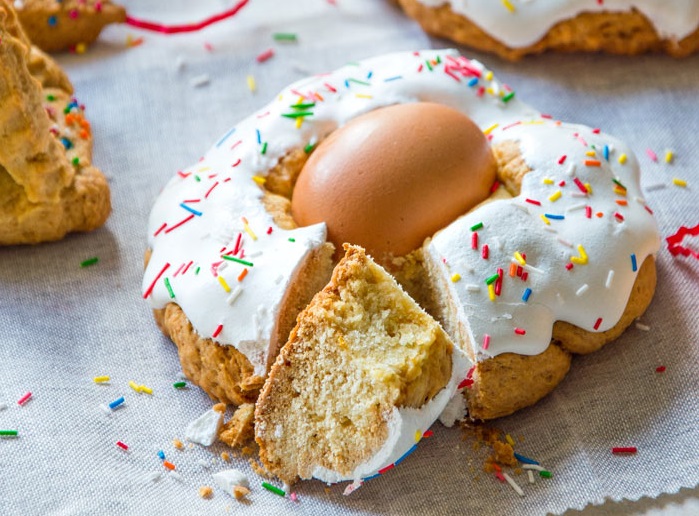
<box><xmin>291</xmin><ymin>102</ymin><xmax>497</xmax><ymax>260</ymax></box>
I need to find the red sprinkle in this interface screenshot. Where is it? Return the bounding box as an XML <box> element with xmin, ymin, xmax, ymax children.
<box><xmin>656</xmin><ymin>366</ymin><xmax>666</xmax><ymax>373</ymax></box>
<box><xmin>256</xmin><ymin>48</ymin><xmax>274</xmax><ymax>63</ymax></box>
<box><xmin>17</xmin><ymin>392</ymin><xmax>32</xmax><ymax>406</ymax></box>
<box><xmin>490</xmin><ymin>180</ymin><xmax>500</xmax><ymax>193</ymax></box>
<box><xmin>558</xmin><ymin>155</ymin><xmax>567</xmax><ymax>165</ymax></box>
<box><xmin>566</xmin><ymin>263</ymin><xmax>574</xmax><ymax>271</ymax></box>
<box><xmin>481</xmin><ymin>244</ymin><xmax>489</xmax><ymax>260</ymax></box>
<box><xmin>612</xmin><ymin>447</ymin><xmax>637</xmax><ymax>454</ymax></box>
<box><xmin>593</xmin><ymin>317</ymin><xmax>603</xmax><ymax>330</ymax></box>
<box><xmin>458</xmin><ymin>378</ymin><xmax>474</xmax><ymax>389</ymax></box>
<box><xmin>482</xmin><ymin>334</ymin><xmax>491</xmax><ymax>350</ymax></box>
<box><xmin>525</xmin><ymin>198</ymin><xmax>541</xmax><ymax>206</ymax></box>
<box><xmin>378</xmin><ymin>463</ymin><xmax>395</xmax><ymax>475</ymax></box>
<box><xmin>423</xmin><ymin>430</ymin><xmax>434</xmax><ymax>438</ymax></box>
<box><xmin>212</xmin><ymin>324</ymin><xmax>223</xmax><ymax>338</ymax></box>
<box><xmin>471</xmin><ymin>232</ymin><xmax>479</xmax><ymax>250</ymax></box>
<box><xmin>143</xmin><ymin>263</ymin><xmax>171</xmax><ymax>299</ymax></box>
<box><xmin>514</xmin><ymin>328</ymin><xmax>526</xmax><ymax>335</ymax></box>
<box><xmin>116</xmin><ymin>441</ymin><xmax>129</xmax><ymax>451</ymax></box>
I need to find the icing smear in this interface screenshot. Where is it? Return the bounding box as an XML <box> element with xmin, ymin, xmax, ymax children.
<box><xmin>416</xmin><ymin>0</ymin><xmax>699</xmax><ymax>46</ymax></box>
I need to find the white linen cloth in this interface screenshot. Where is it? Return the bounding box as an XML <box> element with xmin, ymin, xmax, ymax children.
<box><xmin>1</xmin><ymin>0</ymin><xmax>698</xmax><ymax>514</ymax></box>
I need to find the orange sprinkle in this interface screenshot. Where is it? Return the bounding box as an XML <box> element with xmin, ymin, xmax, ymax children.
<box><xmin>79</xmin><ymin>129</ymin><xmax>89</xmax><ymax>139</ymax></box>
<box><xmin>585</xmin><ymin>160</ymin><xmax>601</xmax><ymax>167</ymax></box>
<box><xmin>615</xmin><ymin>199</ymin><xmax>628</xmax><ymax>206</ymax></box>
<box><xmin>163</xmin><ymin>461</ymin><xmax>176</xmax><ymax>470</ymax></box>
<box><xmin>237</xmin><ymin>268</ymin><xmax>248</xmax><ymax>282</ymax></box>
<box><xmin>509</xmin><ymin>263</ymin><xmax>517</xmax><ymax>277</ymax></box>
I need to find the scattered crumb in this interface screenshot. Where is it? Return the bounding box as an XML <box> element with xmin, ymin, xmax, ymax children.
<box><xmin>173</xmin><ymin>438</ymin><xmax>184</xmax><ymax>450</ymax></box>
<box><xmin>199</xmin><ymin>486</ymin><xmax>213</xmax><ymax>499</ymax></box>
<box><xmin>324</xmin><ymin>487</ymin><xmax>331</xmax><ymax>494</ymax></box>
<box><xmin>221</xmin><ymin>452</ymin><xmax>231</xmax><ymax>462</ymax></box>
<box><xmin>233</xmin><ymin>485</ymin><xmax>250</xmax><ymax>500</ymax></box>
<box><xmin>219</xmin><ymin>404</ymin><xmax>255</xmax><ymax>448</ymax></box>
<box><xmin>213</xmin><ymin>403</ymin><xmax>227</xmax><ymax>414</ymax></box>
<box><xmin>249</xmin><ymin>459</ymin><xmax>274</xmax><ymax>479</ymax></box>
<box><xmin>241</xmin><ymin>446</ymin><xmax>255</xmax><ymax>457</ymax></box>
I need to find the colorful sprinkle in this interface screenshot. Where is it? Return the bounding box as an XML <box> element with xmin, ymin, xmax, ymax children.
<box><xmin>514</xmin><ymin>453</ymin><xmax>539</xmax><ymax>465</ymax></box>
<box><xmin>262</xmin><ymin>482</ymin><xmax>286</xmax><ymax>497</ymax></box>
<box><xmin>108</xmin><ymin>396</ymin><xmax>125</xmax><ymax>410</ymax></box>
<box><xmin>116</xmin><ymin>441</ymin><xmax>129</xmax><ymax>451</ymax></box>
<box><xmin>173</xmin><ymin>381</ymin><xmax>187</xmax><ymax>389</ymax></box>
<box><xmin>93</xmin><ymin>376</ymin><xmax>110</xmax><ymax>383</ymax></box>
<box><xmin>612</xmin><ymin>447</ymin><xmax>637</xmax><ymax>454</ymax></box>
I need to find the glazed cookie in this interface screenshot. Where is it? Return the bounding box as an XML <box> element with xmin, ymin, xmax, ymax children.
<box><xmin>143</xmin><ymin>49</ymin><xmax>659</xmax><ymax>439</ymax></box>
<box><xmin>397</xmin><ymin>0</ymin><xmax>699</xmax><ymax>60</ymax></box>
<box><xmin>15</xmin><ymin>0</ymin><xmax>125</xmax><ymax>53</ymax></box>
<box><xmin>0</xmin><ymin>0</ymin><xmax>110</xmax><ymax>245</ymax></box>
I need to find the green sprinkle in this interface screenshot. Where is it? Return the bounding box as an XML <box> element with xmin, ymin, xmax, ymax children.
<box><xmin>72</xmin><ymin>157</ymin><xmax>80</xmax><ymax>166</ymax></box>
<box><xmin>46</xmin><ymin>94</ymin><xmax>56</xmax><ymax>101</ymax></box>
<box><xmin>539</xmin><ymin>470</ymin><xmax>553</xmax><ymax>478</ymax></box>
<box><xmin>194</xmin><ymin>175</ymin><xmax>201</xmax><ymax>182</ymax></box>
<box><xmin>173</xmin><ymin>381</ymin><xmax>187</xmax><ymax>389</ymax></box>
<box><xmin>612</xmin><ymin>178</ymin><xmax>627</xmax><ymax>190</ymax></box>
<box><xmin>288</xmin><ymin>238</ymin><xmax>295</xmax><ymax>243</ymax></box>
<box><xmin>221</xmin><ymin>255</ymin><xmax>254</xmax><ymax>267</ymax></box>
<box><xmin>347</xmin><ymin>78</ymin><xmax>370</xmax><ymax>86</ymax></box>
<box><xmin>261</xmin><ymin>482</ymin><xmax>286</xmax><ymax>497</ymax></box>
<box><xmin>485</xmin><ymin>273</ymin><xmax>499</xmax><ymax>285</ymax></box>
<box><xmin>194</xmin><ymin>266</ymin><xmax>201</xmax><ymax>275</ymax></box>
<box><xmin>164</xmin><ymin>277</ymin><xmax>175</xmax><ymax>299</ymax></box>
<box><xmin>261</xmin><ymin>142</ymin><xmax>268</xmax><ymax>155</ymax></box>
<box><xmin>0</xmin><ymin>430</ymin><xmax>18</xmax><ymax>436</ymax></box>
<box><xmin>63</xmin><ymin>106</ymin><xmax>72</xmax><ymax>114</ymax></box>
<box><xmin>281</xmin><ymin>111</ymin><xmax>314</xmax><ymax>119</ymax></box>
<box><xmin>80</xmin><ymin>257</ymin><xmax>99</xmax><ymax>268</ymax></box>
<box><xmin>502</xmin><ymin>91</ymin><xmax>516</xmax><ymax>103</ymax></box>
<box><xmin>435</xmin><ymin>55</ymin><xmax>442</xmax><ymax>64</ymax></box>
<box><xmin>273</xmin><ymin>32</ymin><xmax>297</xmax><ymax>42</ymax></box>
<box><xmin>425</xmin><ymin>60</ymin><xmax>433</xmax><ymax>71</ymax></box>
<box><xmin>290</xmin><ymin>102</ymin><xmax>316</xmax><ymax>110</ymax></box>
<box><xmin>470</xmin><ymin>222</ymin><xmax>484</xmax><ymax>231</ymax></box>
<box><xmin>304</xmin><ymin>142</ymin><xmax>316</xmax><ymax>154</ymax></box>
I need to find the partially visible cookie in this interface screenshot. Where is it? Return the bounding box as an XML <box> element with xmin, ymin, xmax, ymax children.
<box><xmin>0</xmin><ymin>0</ymin><xmax>110</xmax><ymax>245</ymax></box>
<box><xmin>15</xmin><ymin>0</ymin><xmax>125</xmax><ymax>53</ymax></box>
<box><xmin>397</xmin><ymin>0</ymin><xmax>699</xmax><ymax>60</ymax></box>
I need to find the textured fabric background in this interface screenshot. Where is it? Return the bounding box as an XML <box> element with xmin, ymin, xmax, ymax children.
<box><xmin>1</xmin><ymin>1</ymin><xmax>698</xmax><ymax>514</ymax></box>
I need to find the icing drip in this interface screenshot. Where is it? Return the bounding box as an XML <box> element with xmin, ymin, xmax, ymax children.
<box><xmin>416</xmin><ymin>0</ymin><xmax>699</xmax><ymax>46</ymax></box>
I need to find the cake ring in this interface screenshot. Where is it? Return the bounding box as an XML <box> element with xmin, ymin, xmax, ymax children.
<box><xmin>142</xmin><ymin>49</ymin><xmax>660</xmax><ymax>483</ymax></box>
<box><xmin>397</xmin><ymin>0</ymin><xmax>699</xmax><ymax>60</ymax></box>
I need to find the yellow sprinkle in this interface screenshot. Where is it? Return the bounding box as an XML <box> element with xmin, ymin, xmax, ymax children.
<box><xmin>513</xmin><ymin>251</ymin><xmax>526</xmax><ymax>266</ymax></box>
<box><xmin>75</xmin><ymin>43</ymin><xmax>87</xmax><ymax>54</ymax></box>
<box><xmin>251</xmin><ymin>175</ymin><xmax>266</xmax><ymax>185</ymax></box>
<box><xmin>483</xmin><ymin>123</ymin><xmax>499</xmax><ymax>135</ymax></box>
<box><xmin>585</xmin><ymin>150</ymin><xmax>596</xmax><ymax>157</ymax></box>
<box><xmin>140</xmin><ymin>385</ymin><xmax>153</xmax><ymax>395</ymax></box>
<box><xmin>218</xmin><ymin>276</ymin><xmax>231</xmax><ymax>293</ymax></box>
<box><xmin>502</xmin><ymin>0</ymin><xmax>516</xmax><ymax>13</ymax></box>
<box><xmin>618</xmin><ymin>153</ymin><xmax>628</xmax><ymax>164</ymax></box>
<box><xmin>128</xmin><ymin>381</ymin><xmax>141</xmax><ymax>393</ymax></box>
<box><xmin>542</xmin><ymin>178</ymin><xmax>554</xmax><ymax>185</ymax></box>
<box><xmin>414</xmin><ymin>430</ymin><xmax>422</xmax><ymax>443</ymax></box>
<box><xmin>484</xmin><ymin>70</ymin><xmax>493</xmax><ymax>81</ymax></box>
<box><xmin>246</xmin><ymin>75</ymin><xmax>256</xmax><ymax>93</ymax></box>
<box><xmin>524</xmin><ymin>120</ymin><xmax>545</xmax><ymax>125</ymax></box>
<box><xmin>243</xmin><ymin>222</ymin><xmax>258</xmax><ymax>241</ymax></box>
<box><xmin>173</xmin><ymin>439</ymin><xmax>184</xmax><ymax>450</ymax></box>
<box><xmin>488</xmin><ymin>283</ymin><xmax>496</xmax><ymax>301</ymax></box>
<box><xmin>295</xmin><ymin>116</ymin><xmax>303</xmax><ymax>129</ymax></box>
<box><xmin>197</xmin><ymin>166</ymin><xmax>211</xmax><ymax>172</ymax></box>
<box><xmin>548</xmin><ymin>190</ymin><xmax>562</xmax><ymax>202</ymax></box>
<box><xmin>613</xmin><ymin>186</ymin><xmax>627</xmax><ymax>196</ymax></box>
<box><xmin>505</xmin><ymin>434</ymin><xmax>515</xmax><ymax>446</ymax></box>
<box><xmin>451</xmin><ymin>273</ymin><xmax>461</xmax><ymax>283</ymax></box>
<box><xmin>585</xmin><ymin>182</ymin><xmax>593</xmax><ymax>194</ymax></box>
<box><xmin>665</xmin><ymin>151</ymin><xmax>674</xmax><ymax>163</ymax></box>
<box><xmin>486</xmin><ymin>87</ymin><xmax>495</xmax><ymax>96</ymax></box>
<box><xmin>571</xmin><ymin>244</ymin><xmax>588</xmax><ymax>265</ymax></box>
<box><xmin>673</xmin><ymin>178</ymin><xmax>687</xmax><ymax>187</ymax></box>
<box><xmin>93</xmin><ymin>376</ymin><xmax>110</xmax><ymax>383</ymax></box>
<box><xmin>540</xmin><ymin>214</ymin><xmax>550</xmax><ymax>225</ymax></box>
<box><xmin>355</xmin><ymin>93</ymin><xmax>373</xmax><ymax>99</ymax></box>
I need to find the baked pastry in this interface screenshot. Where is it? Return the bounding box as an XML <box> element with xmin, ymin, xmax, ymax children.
<box><xmin>397</xmin><ymin>0</ymin><xmax>699</xmax><ymax>60</ymax></box>
<box><xmin>0</xmin><ymin>0</ymin><xmax>110</xmax><ymax>245</ymax></box>
<box><xmin>14</xmin><ymin>0</ymin><xmax>126</xmax><ymax>53</ymax></box>
<box><xmin>255</xmin><ymin>244</ymin><xmax>467</xmax><ymax>483</ymax></box>
<box><xmin>143</xmin><ymin>49</ymin><xmax>659</xmax><ymax>445</ymax></box>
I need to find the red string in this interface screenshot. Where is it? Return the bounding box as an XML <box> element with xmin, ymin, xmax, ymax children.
<box><xmin>125</xmin><ymin>0</ymin><xmax>250</xmax><ymax>34</ymax></box>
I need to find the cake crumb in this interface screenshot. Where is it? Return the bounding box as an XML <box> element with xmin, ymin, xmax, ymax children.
<box><xmin>241</xmin><ymin>446</ymin><xmax>254</xmax><ymax>457</ymax></box>
<box><xmin>199</xmin><ymin>486</ymin><xmax>213</xmax><ymax>499</ymax></box>
<box><xmin>233</xmin><ymin>485</ymin><xmax>250</xmax><ymax>500</ymax></box>
<box><xmin>221</xmin><ymin>452</ymin><xmax>230</xmax><ymax>462</ymax></box>
<box><xmin>173</xmin><ymin>438</ymin><xmax>184</xmax><ymax>450</ymax></box>
<box><xmin>249</xmin><ymin>458</ymin><xmax>274</xmax><ymax>479</ymax></box>
<box><xmin>219</xmin><ymin>403</ymin><xmax>255</xmax><ymax>448</ymax></box>
<box><xmin>213</xmin><ymin>403</ymin><xmax>227</xmax><ymax>414</ymax></box>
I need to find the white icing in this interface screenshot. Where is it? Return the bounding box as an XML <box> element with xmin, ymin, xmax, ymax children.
<box><xmin>416</xmin><ymin>0</ymin><xmax>699</xmax><ymax>46</ymax></box>
<box><xmin>185</xmin><ymin>408</ymin><xmax>224</xmax><ymax>446</ymax></box>
<box><xmin>144</xmin><ymin>49</ymin><xmax>660</xmax><ymax>482</ymax></box>
<box><xmin>213</xmin><ymin>469</ymin><xmax>250</xmax><ymax>494</ymax></box>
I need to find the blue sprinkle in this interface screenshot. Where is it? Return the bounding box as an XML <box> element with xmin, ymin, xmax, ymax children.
<box><xmin>60</xmin><ymin>137</ymin><xmax>73</xmax><ymax>150</ymax></box>
<box><xmin>179</xmin><ymin>203</ymin><xmax>203</xmax><ymax>216</ymax></box>
<box><xmin>631</xmin><ymin>253</ymin><xmax>638</xmax><ymax>272</ymax></box>
<box><xmin>543</xmin><ymin>213</ymin><xmax>565</xmax><ymax>220</ymax></box>
<box><xmin>383</xmin><ymin>75</ymin><xmax>402</xmax><ymax>82</ymax></box>
<box><xmin>344</xmin><ymin>78</ymin><xmax>350</xmax><ymax>89</ymax></box>
<box><xmin>366</xmin><ymin>71</ymin><xmax>373</xmax><ymax>80</ymax></box>
<box><xmin>215</xmin><ymin>127</ymin><xmax>236</xmax><ymax>148</ymax></box>
<box><xmin>394</xmin><ymin>444</ymin><xmax>418</xmax><ymax>466</ymax></box>
<box><xmin>48</xmin><ymin>16</ymin><xmax>57</xmax><ymax>26</ymax></box>
<box><xmin>514</xmin><ymin>452</ymin><xmax>539</xmax><ymax>465</ymax></box>
<box><xmin>362</xmin><ymin>473</ymin><xmax>381</xmax><ymax>481</ymax></box>
<box><xmin>157</xmin><ymin>450</ymin><xmax>165</xmax><ymax>460</ymax></box>
<box><xmin>522</xmin><ymin>288</ymin><xmax>532</xmax><ymax>302</ymax></box>
<box><xmin>467</xmin><ymin>77</ymin><xmax>479</xmax><ymax>87</ymax></box>
<box><xmin>256</xmin><ymin>129</ymin><xmax>261</xmax><ymax>144</ymax></box>
<box><xmin>603</xmin><ymin>145</ymin><xmax>610</xmax><ymax>161</ymax></box>
<box><xmin>108</xmin><ymin>396</ymin><xmax>125</xmax><ymax>410</ymax></box>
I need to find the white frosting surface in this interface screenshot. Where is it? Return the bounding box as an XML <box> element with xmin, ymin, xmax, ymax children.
<box><xmin>144</xmin><ymin>49</ymin><xmax>660</xmax><ymax>483</ymax></box>
<box><xmin>416</xmin><ymin>0</ymin><xmax>699</xmax><ymax>46</ymax></box>
<box><xmin>212</xmin><ymin>469</ymin><xmax>250</xmax><ymax>494</ymax></box>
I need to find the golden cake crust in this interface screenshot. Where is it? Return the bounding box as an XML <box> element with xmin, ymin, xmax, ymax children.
<box><xmin>397</xmin><ymin>0</ymin><xmax>699</xmax><ymax>60</ymax></box>
<box><xmin>0</xmin><ymin>0</ymin><xmax>110</xmax><ymax>245</ymax></box>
